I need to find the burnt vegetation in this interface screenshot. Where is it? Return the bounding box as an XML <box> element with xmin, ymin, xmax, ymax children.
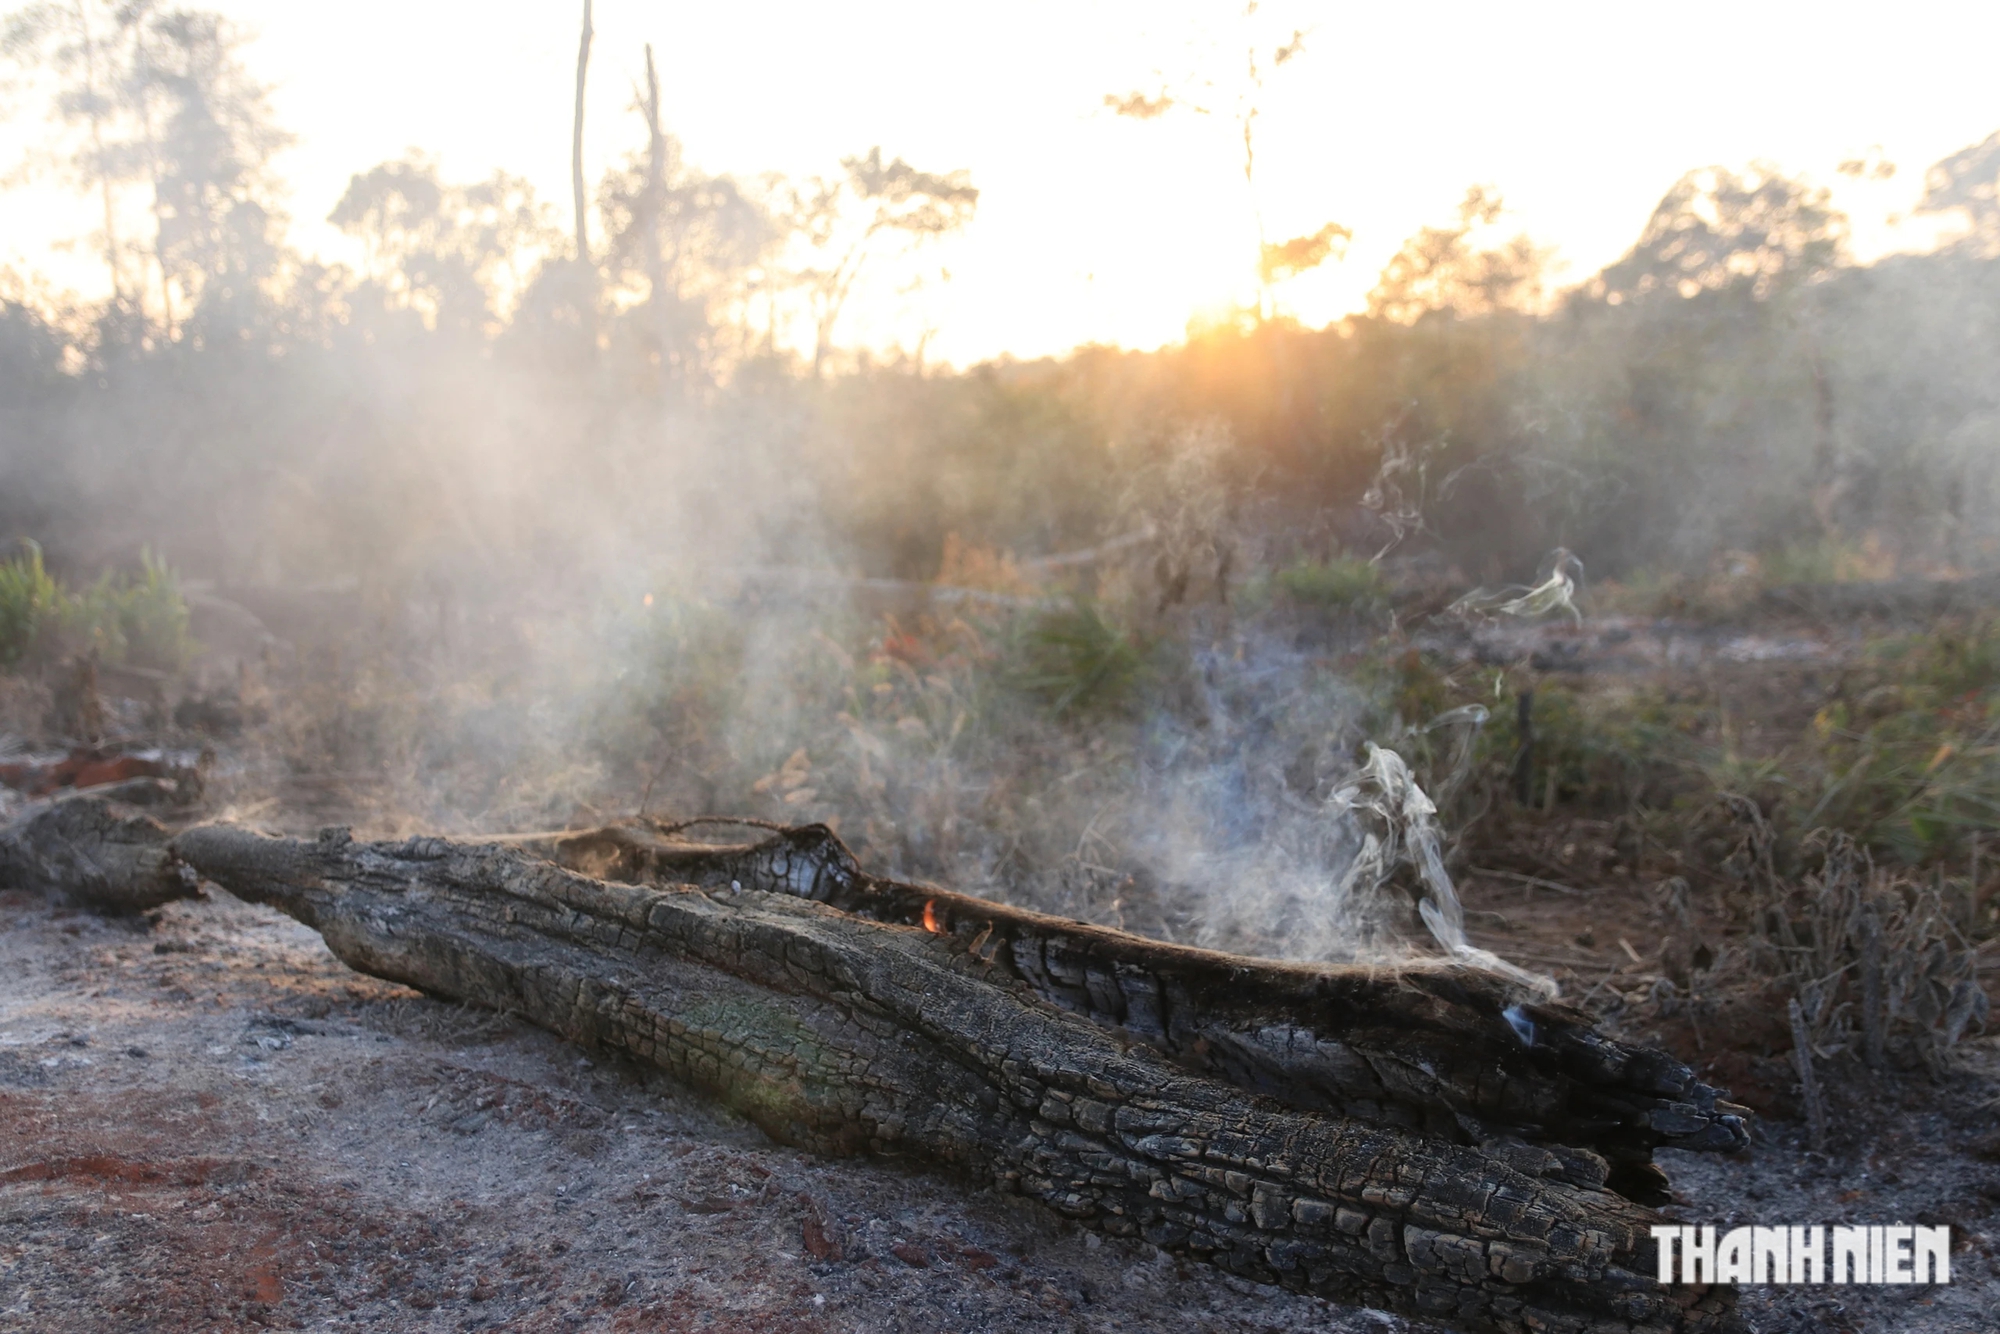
<box><xmin>3</xmin><ymin>4</ymin><xmax>2000</xmax><ymax>1333</ymax></box>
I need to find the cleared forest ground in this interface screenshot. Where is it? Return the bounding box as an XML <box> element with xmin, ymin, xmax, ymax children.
<box><xmin>0</xmin><ymin>887</ymin><xmax>1433</xmax><ymax>1334</ymax></box>
<box><xmin>3</xmin><ymin>834</ymin><xmax>1996</xmax><ymax>1331</ymax></box>
<box><xmin>5</xmin><ymin>577</ymin><xmax>2000</xmax><ymax>1332</ymax></box>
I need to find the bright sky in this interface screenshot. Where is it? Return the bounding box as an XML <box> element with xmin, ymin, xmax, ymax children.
<box><xmin>2</xmin><ymin>0</ymin><xmax>1997</xmax><ymax>365</ymax></box>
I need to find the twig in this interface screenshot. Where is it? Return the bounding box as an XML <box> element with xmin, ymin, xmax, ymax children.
<box><xmin>637</xmin><ymin>760</ymin><xmax>661</xmax><ymax>819</ymax></box>
<box><xmin>1469</xmin><ymin>865</ymin><xmax>1585</xmax><ymax>896</ymax></box>
<box><xmin>651</xmin><ymin>814</ymin><xmax>788</xmax><ymax>837</ymax></box>
<box><xmin>1858</xmin><ymin>900</ymin><xmax>1887</xmax><ymax>1070</ymax></box>
<box><xmin>1788</xmin><ymin>997</ymin><xmax>1828</xmax><ymax>1152</ymax></box>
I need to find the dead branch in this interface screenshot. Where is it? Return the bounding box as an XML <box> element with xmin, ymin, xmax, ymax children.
<box><xmin>1787</xmin><ymin>998</ymin><xmax>1828</xmax><ymax>1152</ymax></box>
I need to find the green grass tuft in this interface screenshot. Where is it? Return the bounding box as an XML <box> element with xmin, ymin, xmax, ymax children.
<box><xmin>0</xmin><ymin>541</ymin><xmax>62</xmax><ymax>671</ymax></box>
<box><xmin>0</xmin><ymin>543</ymin><xmax>196</xmax><ymax>673</ymax></box>
<box><xmin>1273</xmin><ymin>557</ymin><xmax>1387</xmax><ymax>613</ymax></box>
<box><xmin>1010</xmin><ymin>600</ymin><xmax>1148</xmax><ymax>719</ymax></box>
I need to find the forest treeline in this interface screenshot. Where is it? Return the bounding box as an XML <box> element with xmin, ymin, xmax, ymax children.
<box><xmin>3</xmin><ymin>4</ymin><xmax>1999</xmax><ymax>596</ymax></box>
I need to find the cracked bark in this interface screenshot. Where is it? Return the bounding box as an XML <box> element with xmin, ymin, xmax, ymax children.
<box><xmin>546</xmin><ymin>822</ymin><xmax>1750</xmax><ymax>1200</ymax></box>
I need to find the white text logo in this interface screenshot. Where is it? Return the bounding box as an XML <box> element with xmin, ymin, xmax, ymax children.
<box><xmin>1650</xmin><ymin>1225</ymin><xmax>1949</xmax><ymax>1285</ymax></box>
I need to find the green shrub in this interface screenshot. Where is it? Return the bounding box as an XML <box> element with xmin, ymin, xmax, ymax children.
<box><xmin>107</xmin><ymin>551</ymin><xmax>197</xmax><ymax>672</ymax></box>
<box><xmin>1454</xmin><ymin>620</ymin><xmax>2000</xmax><ymax>872</ymax></box>
<box><xmin>60</xmin><ymin>575</ymin><xmax>131</xmax><ymax>663</ymax></box>
<box><xmin>596</xmin><ymin>590</ymin><xmax>749</xmax><ymax>768</ymax></box>
<box><xmin>1010</xmin><ymin>600</ymin><xmax>1147</xmax><ymax>718</ymax></box>
<box><xmin>1795</xmin><ymin>620</ymin><xmax>2000</xmax><ymax>865</ymax></box>
<box><xmin>1510</xmin><ymin>683</ymin><xmax>1708</xmax><ymax>812</ymax></box>
<box><xmin>0</xmin><ymin>544</ymin><xmax>196</xmax><ymax>673</ymax></box>
<box><xmin>1761</xmin><ymin>536</ymin><xmax>1892</xmax><ymax>586</ymax></box>
<box><xmin>1349</xmin><ymin>651</ymin><xmax>1716</xmax><ymax>822</ymax></box>
<box><xmin>0</xmin><ymin>541</ymin><xmax>61</xmax><ymax>670</ymax></box>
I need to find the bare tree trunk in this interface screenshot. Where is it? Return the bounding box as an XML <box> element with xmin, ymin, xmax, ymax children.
<box><xmin>567</xmin><ymin>0</ymin><xmax>598</xmax><ymax>360</ymax></box>
<box><xmin>137</xmin><ymin>98</ymin><xmax>175</xmax><ymax>335</ymax></box>
<box><xmin>571</xmin><ymin>0</ymin><xmax>594</xmax><ymax>266</ymax></box>
<box><xmin>1808</xmin><ymin>340</ymin><xmax>1840</xmax><ymax>535</ymax></box>
<box><xmin>639</xmin><ymin>42</ymin><xmax>671</xmax><ymax>381</ymax></box>
<box><xmin>11</xmin><ymin>801</ymin><xmax>1749</xmax><ymax>1333</ymax></box>
<box><xmin>1512</xmin><ymin>690</ymin><xmax>1536</xmax><ymax>806</ymax></box>
<box><xmin>76</xmin><ymin>1</ymin><xmax>124</xmax><ymax>308</ymax></box>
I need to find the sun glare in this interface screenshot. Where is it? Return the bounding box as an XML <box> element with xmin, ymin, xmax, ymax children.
<box><xmin>2</xmin><ymin>0</ymin><xmax>1996</xmax><ymax>364</ymax></box>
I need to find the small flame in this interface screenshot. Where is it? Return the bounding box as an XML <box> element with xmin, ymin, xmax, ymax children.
<box><xmin>922</xmin><ymin>899</ymin><xmax>942</xmax><ymax>934</ymax></box>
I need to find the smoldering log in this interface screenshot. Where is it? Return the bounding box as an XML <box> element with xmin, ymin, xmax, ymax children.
<box><xmin>174</xmin><ymin>822</ymin><xmax>1745</xmax><ymax>1333</ymax></box>
<box><xmin>545</xmin><ymin>821</ymin><xmax>1750</xmax><ymax>1203</ymax></box>
<box><xmin>15</xmin><ymin>801</ymin><xmax>1747</xmax><ymax>1332</ymax></box>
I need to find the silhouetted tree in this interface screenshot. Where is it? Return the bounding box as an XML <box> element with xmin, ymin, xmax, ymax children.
<box><xmin>1106</xmin><ymin>3</ymin><xmax>1339</xmax><ymax>319</ymax></box>
<box><xmin>1368</xmin><ymin>187</ymin><xmax>1552</xmax><ymax>322</ymax></box>
<box><xmin>329</xmin><ymin>154</ymin><xmax>558</xmax><ymax>337</ymax></box>
<box><xmin>1916</xmin><ymin>130</ymin><xmax>2000</xmax><ymax>256</ymax></box>
<box><xmin>596</xmin><ymin>56</ymin><xmax>777</xmax><ymax>389</ymax></box>
<box><xmin>1594</xmin><ymin>164</ymin><xmax>1845</xmax><ymax>304</ymax></box>
<box><xmin>2</xmin><ymin>1</ymin><xmax>132</xmax><ymax>309</ymax></box>
<box><xmin>780</xmin><ymin>147</ymin><xmax>977</xmax><ymax>377</ymax></box>
<box><xmin>123</xmin><ymin>8</ymin><xmax>293</xmax><ymax>336</ymax></box>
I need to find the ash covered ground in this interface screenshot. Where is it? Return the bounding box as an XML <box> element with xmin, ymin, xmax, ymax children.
<box><xmin>0</xmin><ymin>886</ymin><xmax>1441</xmax><ymax>1334</ymax></box>
<box><xmin>4</xmin><ymin>861</ymin><xmax>1999</xmax><ymax>1332</ymax></box>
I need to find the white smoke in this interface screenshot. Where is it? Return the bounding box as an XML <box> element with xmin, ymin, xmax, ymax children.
<box><xmin>1326</xmin><ymin>741</ymin><xmax>1557</xmax><ymax>997</ymax></box>
<box><xmin>1447</xmin><ymin>547</ymin><xmax>1585</xmax><ymax>625</ymax></box>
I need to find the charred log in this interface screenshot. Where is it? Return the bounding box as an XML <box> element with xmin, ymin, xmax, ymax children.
<box><xmin>547</xmin><ymin>820</ymin><xmax>1749</xmax><ymax>1204</ymax></box>
<box><xmin>143</xmin><ymin>817</ymin><xmax>1744</xmax><ymax>1333</ymax></box>
<box><xmin>1</xmin><ymin>800</ymin><xmax>1747</xmax><ymax>1331</ymax></box>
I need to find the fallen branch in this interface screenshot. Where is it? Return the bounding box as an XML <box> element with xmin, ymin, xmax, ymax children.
<box><xmin>1787</xmin><ymin>998</ymin><xmax>1828</xmax><ymax>1153</ymax></box>
<box><xmin>1469</xmin><ymin>866</ymin><xmax>1586</xmax><ymax>897</ymax></box>
<box><xmin>12</xmin><ymin>800</ymin><xmax>1747</xmax><ymax>1332</ymax></box>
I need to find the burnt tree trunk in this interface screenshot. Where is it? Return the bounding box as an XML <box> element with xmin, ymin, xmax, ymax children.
<box><xmin>12</xmin><ymin>800</ymin><xmax>1746</xmax><ymax>1333</ymax></box>
<box><xmin>544</xmin><ymin>822</ymin><xmax>1748</xmax><ymax>1201</ymax></box>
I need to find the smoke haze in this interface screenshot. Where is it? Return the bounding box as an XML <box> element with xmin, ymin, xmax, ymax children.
<box><xmin>4</xmin><ymin>4</ymin><xmax>1999</xmax><ymax>975</ymax></box>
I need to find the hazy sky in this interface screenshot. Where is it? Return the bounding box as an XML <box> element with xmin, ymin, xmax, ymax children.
<box><xmin>3</xmin><ymin>0</ymin><xmax>1996</xmax><ymax>364</ymax></box>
